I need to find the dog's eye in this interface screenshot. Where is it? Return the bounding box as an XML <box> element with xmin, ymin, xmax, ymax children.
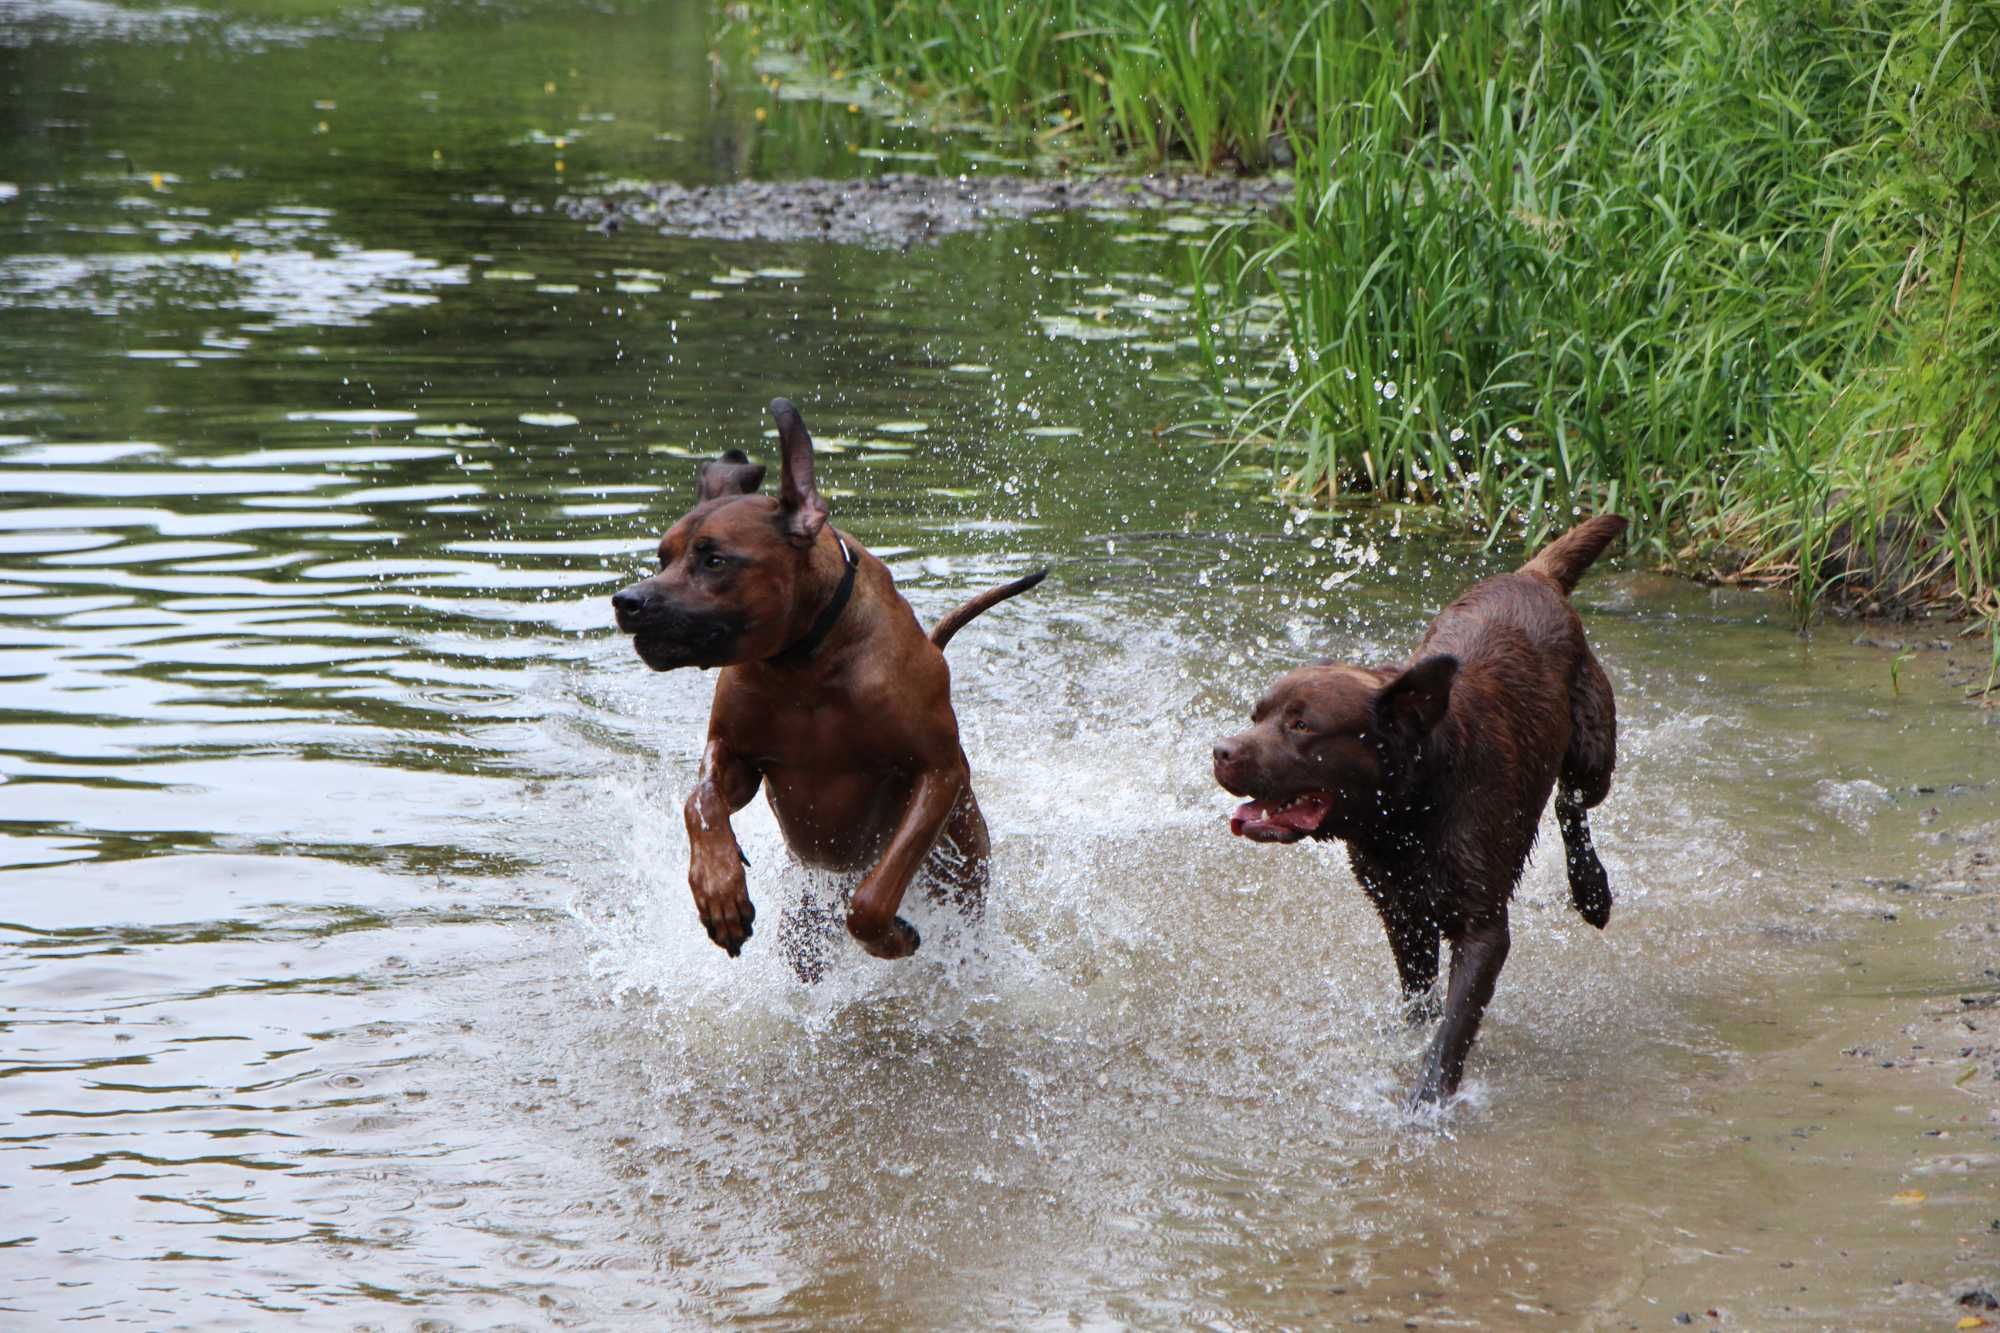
<box><xmin>1289</xmin><ymin>717</ymin><xmax>1313</xmax><ymax>734</ymax></box>
<box><xmin>701</xmin><ymin>551</ymin><xmax>728</xmax><ymax>570</ymax></box>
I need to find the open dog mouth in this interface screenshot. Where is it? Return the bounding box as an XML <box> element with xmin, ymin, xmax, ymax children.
<box><xmin>1228</xmin><ymin>791</ymin><xmax>1334</xmax><ymax>843</ymax></box>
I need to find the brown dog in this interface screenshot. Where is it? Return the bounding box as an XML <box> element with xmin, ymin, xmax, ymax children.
<box><xmin>1211</xmin><ymin>515</ymin><xmax>1626</xmax><ymax>1108</ymax></box>
<box><xmin>611</xmin><ymin>398</ymin><xmax>1044</xmax><ymax>972</ymax></box>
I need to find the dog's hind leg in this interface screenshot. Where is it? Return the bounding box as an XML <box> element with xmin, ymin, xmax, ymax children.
<box><xmin>923</xmin><ymin>788</ymin><xmax>989</xmax><ymax>923</ymax></box>
<box><xmin>1559</xmin><ymin>650</ymin><xmax>1616</xmax><ymax>929</ymax></box>
<box><xmin>776</xmin><ymin>885</ymin><xmax>838</xmax><ymax>985</ymax></box>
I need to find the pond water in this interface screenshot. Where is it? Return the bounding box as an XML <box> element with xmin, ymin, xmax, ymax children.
<box><xmin>4</xmin><ymin>1</ymin><xmax>1997</xmax><ymax>1327</ymax></box>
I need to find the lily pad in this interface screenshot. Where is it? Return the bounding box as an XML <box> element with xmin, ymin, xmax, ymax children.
<box><xmin>519</xmin><ymin>412</ymin><xmax>579</xmax><ymax>428</ymax></box>
<box><xmin>947</xmin><ymin>363</ymin><xmax>993</xmax><ymax>375</ymax></box>
<box><xmin>614</xmin><ymin>280</ymin><xmax>660</xmax><ymax>294</ymax></box>
<box><xmin>413</xmin><ymin>423</ymin><xmax>486</xmax><ymax>438</ymax></box>
<box><xmin>484</xmin><ymin>269</ymin><xmax>536</xmax><ymax>281</ymax></box>
<box><xmin>925</xmin><ymin>487</ymin><xmax>982</xmax><ymax>499</ymax></box>
<box><xmin>873</xmin><ymin>421</ymin><xmax>928</xmax><ymax>434</ymax></box>
<box><xmin>1024</xmin><ymin>425</ymin><xmax>1083</xmax><ymax>438</ymax></box>
<box><xmin>687</xmin><ymin>290</ymin><xmax>723</xmax><ymax>301</ymax></box>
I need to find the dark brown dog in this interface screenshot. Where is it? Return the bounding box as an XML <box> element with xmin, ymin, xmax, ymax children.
<box><xmin>611</xmin><ymin>398</ymin><xmax>1044</xmax><ymax>971</ymax></box>
<box><xmin>1211</xmin><ymin>515</ymin><xmax>1626</xmax><ymax>1108</ymax></box>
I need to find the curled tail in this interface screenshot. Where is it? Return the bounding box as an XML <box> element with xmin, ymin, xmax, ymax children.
<box><xmin>931</xmin><ymin>569</ymin><xmax>1048</xmax><ymax>649</ymax></box>
<box><xmin>1522</xmin><ymin>515</ymin><xmax>1628</xmax><ymax>594</ymax></box>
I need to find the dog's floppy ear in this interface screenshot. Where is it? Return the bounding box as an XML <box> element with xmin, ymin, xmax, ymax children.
<box><xmin>1373</xmin><ymin>655</ymin><xmax>1458</xmax><ymax>738</ymax></box>
<box><xmin>769</xmin><ymin>397</ymin><xmax>828</xmax><ymax>548</ymax></box>
<box><xmin>696</xmin><ymin>448</ymin><xmax>766</xmax><ymax>501</ymax></box>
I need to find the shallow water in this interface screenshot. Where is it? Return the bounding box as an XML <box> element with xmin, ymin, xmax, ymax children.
<box><xmin>4</xmin><ymin>2</ymin><xmax>1998</xmax><ymax>1328</ymax></box>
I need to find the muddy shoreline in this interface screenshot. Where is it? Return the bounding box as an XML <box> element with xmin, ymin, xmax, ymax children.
<box><xmin>561</xmin><ymin>170</ymin><xmax>1291</xmax><ymax>247</ymax></box>
<box><xmin>1881</xmin><ymin>822</ymin><xmax>2000</xmax><ymax>1100</ymax></box>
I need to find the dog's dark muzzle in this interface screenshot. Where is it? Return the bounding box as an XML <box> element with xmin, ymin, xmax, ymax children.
<box><xmin>612</xmin><ymin>583</ymin><xmax>745</xmax><ymax>670</ymax></box>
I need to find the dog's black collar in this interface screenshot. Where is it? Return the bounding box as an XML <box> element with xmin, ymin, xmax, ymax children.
<box><xmin>771</xmin><ymin>533</ymin><xmax>857</xmax><ymax>666</ymax></box>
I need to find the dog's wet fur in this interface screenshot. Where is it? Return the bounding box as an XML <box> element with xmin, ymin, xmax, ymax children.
<box><xmin>1213</xmin><ymin>515</ymin><xmax>1626</xmax><ymax>1110</ymax></box>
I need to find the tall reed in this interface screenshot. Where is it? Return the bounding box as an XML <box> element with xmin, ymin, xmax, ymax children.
<box><xmin>759</xmin><ymin>0</ymin><xmax>2000</xmax><ymax>629</ymax></box>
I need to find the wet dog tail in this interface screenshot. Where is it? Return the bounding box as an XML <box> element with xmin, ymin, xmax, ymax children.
<box><xmin>931</xmin><ymin>569</ymin><xmax>1049</xmax><ymax>649</ymax></box>
<box><xmin>1522</xmin><ymin>514</ymin><xmax>1627</xmax><ymax>594</ymax></box>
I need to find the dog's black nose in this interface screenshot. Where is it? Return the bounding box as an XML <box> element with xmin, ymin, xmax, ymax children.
<box><xmin>611</xmin><ymin>585</ymin><xmax>649</xmax><ymax>620</ymax></box>
<box><xmin>1212</xmin><ymin>739</ymin><xmax>1238</xmax><ymax>767</ymax></box>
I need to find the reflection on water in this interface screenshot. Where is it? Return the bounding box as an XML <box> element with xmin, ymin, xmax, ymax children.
<box><xmin>3</xmin><ymin>0</ymin><xmax>1998</xmax><ymax>1327</ymax></box>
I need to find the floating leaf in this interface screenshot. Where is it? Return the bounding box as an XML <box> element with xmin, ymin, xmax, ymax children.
<box><xmin>687</xmin><ymin>289</ymin><xmax>723</xmax><ymax>301</ymax></box>
<box><xmin>413</xmin><ymin>423</ymin><xmax>485</xmax><ymax>438</ymax></box>
<box><xmin>519</xmin><ymin>412</ymin><xmax>579</xmax><ymax>428</ymax></box>
<box><xmin>947</xmin><ymin>363</ymin><xmax>993</xmax><ymax>375</ymax></box>
<box><xmin>754</xmin><ymin>267</ymin><xmax>806</xmax><ymax>280</ymax></box>
<box><xmin>614</xmin><ymin>280</ymin><xmax>660</xmax><ymax>294</ymax></box>
<box><xmin>484</xmin><ymin>269</ymin><xmax>536</xmax><ymax>281</ymax></box>
<box><xmin>873</xmin><ymin>421</ymin><xmax>928</xmax><ymax>434</ymax></box>
<box><xmin>535</xmin><ymin>283</ymin><xmax>580</xmax><ymax>294</ymax></box>
<box><xmin>860</xmin><ymin>438</ymin><xmax>914</xmax><ymax>452</ymax></box>
<box><xmin>926</xmin><ymin>487</ymin><xmax>981</xmax><ymax>499</ymax></box>
<box><xmin>1024</xmin><ymin>426</ymin><xmax>1082</xmax><ymax>438</ymax></box>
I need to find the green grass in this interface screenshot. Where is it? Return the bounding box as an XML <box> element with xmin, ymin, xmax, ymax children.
<box><xmin>757</xmin><ymin>0</ymin><xmax>2000</xmax><ymax>635</ymax></box>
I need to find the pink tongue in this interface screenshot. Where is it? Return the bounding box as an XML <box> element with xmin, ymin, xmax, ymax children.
<box><xmin>1229</xmin><ymin>793</ymin><xmax>1331</xmax><ymax>836</ymax></box>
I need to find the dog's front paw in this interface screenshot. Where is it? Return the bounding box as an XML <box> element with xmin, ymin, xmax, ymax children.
<box><xmin>848</xmin><ymin>911</ymin><xmax>920</xmax><ymax>960</ymax></box>
<box><xmin>1403</xmin><ymin>1079</ymin><xmax>1452</xmax><ymax>1118</ymax></box>
<box><xmin>690</xmin><ymin>864</ymin><xmax>755</xmax><ymax>957</ymax></box>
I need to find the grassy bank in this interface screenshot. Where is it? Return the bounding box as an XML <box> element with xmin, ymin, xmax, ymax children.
<box><xmin>756</xmin><ymin>1</ymin><xmax>2000</xmax><ymax>633</ymax></box>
